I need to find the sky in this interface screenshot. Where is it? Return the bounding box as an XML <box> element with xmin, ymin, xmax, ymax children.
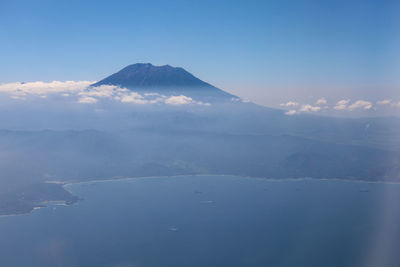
<box><xmin>1</xmin><ymin>0</ymin><xmax>400</xmax><ymax>111</ymax></box>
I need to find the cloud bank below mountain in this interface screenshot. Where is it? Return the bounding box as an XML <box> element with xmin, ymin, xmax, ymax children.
<box><xmin>0</xmin><ymin>81</ymin><xmax>212</xmax><ymax>106</ymax></box>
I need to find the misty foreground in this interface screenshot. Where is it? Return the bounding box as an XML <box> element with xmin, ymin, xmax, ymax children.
<box><xmin>1</xmin><ymin>176</ymin><xmax>400</xmax><ymax>267</ymax></box>
<box><xmin>1</xmin><ymin>63</ymin><xmax>400</xmax><ymax>215</ymax></box>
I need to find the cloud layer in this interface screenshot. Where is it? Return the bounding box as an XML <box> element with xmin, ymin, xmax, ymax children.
<box><xmin>347</xmin><ymin>100</ymin><xmax>372</xmax><ymax>111</ymax></box>
<box><xmin>0</xmin><ymin>81</ymin><xmax>93</xmax><ymax>100</ymax></box>
<box><xmin>281</xmin><ymin>98</ymin><xmax>400</xmax><ymax>116</ymax></box>
<box><xmin>0</xmin><ymin>81</ymin><xmax>211</xmax><ymax>106</ymax></box>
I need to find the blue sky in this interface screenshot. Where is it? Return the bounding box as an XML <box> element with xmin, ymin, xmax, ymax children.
<box><xmin>1</xmin><ymin>0</ymin><xmax>399</xmax><ymax>106</ymax></box>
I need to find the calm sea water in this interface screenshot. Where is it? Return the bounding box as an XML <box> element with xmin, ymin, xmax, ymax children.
<box><xmin>0</xmin><ymin>175</ymin><xmax>400</xmax><ymax>267</ymax></box>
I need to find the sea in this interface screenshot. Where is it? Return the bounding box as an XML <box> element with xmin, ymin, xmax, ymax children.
<box><xmin>0</xmin><ymin>175</ymin><xmax>399</xmax><ymax>267</ymax></box>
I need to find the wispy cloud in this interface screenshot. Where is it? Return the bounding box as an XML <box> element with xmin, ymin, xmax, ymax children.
<box><xmin>282</xmin><ymin>103</ymin><xmax>321</xmax><ymax>115</ymax></box>
<box><xmin>315</xmin><ymin>98</ymin><xmax>327</xmax><ymax>105</ymax></box>
<box><xmin>334</xmin><ymin>99</ymin><xmax>350</xmax><ymax>110</ymax></box>
<box><xmin>78</xmin><ymin>96</ymin><xmax>98</xmax><ymax>104</ymax></box>
<box><xmin>280</xmin><ymin>101</ymin><xmax>299</xmax><ymax>107</ymax></box>
<box><xmin>299</xmin><ymin>104</ymin><xmax>321</xmax><ymax>112</ymax></box>
<box><xmin>165</xmin><ymin>95</ymin><xmax>193</xmax><ymax>105</ymax></box>
<box><xmin>120</xmin><ymin>92</ymin><xmax>148</xmax><ymax>104</ymax></box>
<box><xmin>347</xmin><ymin>100</ymin><xmax>372</xmax><ymax>110</ymax></box>
<box><xmin>377</xmin><ymin>99</ymin><xmax>392</xmax><ymax>105</ymax></box>
<box><xmin>376</xmin><ymin>99</ymin><xmax>400</xmax><ymax>108</ymax></box>
<box><xmin>333</xmin><ymin>99</ymin><xmax>372</xmax><ymax>111</ymax></box>
<box><xmin>285</xmin><ymin>110</ymin><xmax>297</xmax><ymax>115</ymax></box>
<box><xmin>282</xmin><ymin>97</ymin><xmax>383</xmax><ymax>115</ymax></box>
<box><xmin>78</xmin><ymin>85</ymin><xmax>121</xmax><ymax>98</ymax></box>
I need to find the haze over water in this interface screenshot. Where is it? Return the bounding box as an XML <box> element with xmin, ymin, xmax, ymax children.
<box><xmin>1</xmin><ymin>175</ymin><xmax>399</xmax><ymax>267</ymax></box>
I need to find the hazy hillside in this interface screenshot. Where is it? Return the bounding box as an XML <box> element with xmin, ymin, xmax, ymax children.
<box><xmin>0</xmin><ymin>64</ymin><xmax>399</xmax><ymax>215</ymax></box>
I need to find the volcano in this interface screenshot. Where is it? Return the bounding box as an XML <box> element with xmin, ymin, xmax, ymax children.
<box><xmin>91</xmin><ymin>63</ymin><xmax>237</xmax><ymax>101</ymax></box>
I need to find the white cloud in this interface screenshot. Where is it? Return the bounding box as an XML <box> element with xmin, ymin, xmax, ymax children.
<box><xmin>334</xmin><ymin>99</ymin><xmax>350</xmax><ymax>110</ymax></box>
<box><xmin>333</xmin><ymin>99</ymin><xmax>373</xmax><ymax>111</ymax></box>
<box><xmin>86</xmin><ymin>85</ymin><xmax>209</xmax><ymax>106</ymax></box>
<box><xmin>347</xmin><ymin>100</ymin><xmax>373</xmax><ymax>111</ymax></box>
<box><xmin>0</xmin><ymin>81</ymin><xmax>94</xmax><ymax>97</ymax></box>
<box><xmin>78</xmin><ymin>96</ymin><xmax>98</xmax><ymax>104</ymax></box>
<box><xmin>165</xmin><ymin>95</ymin><xmax>193</xmax><ymax>105</ymax></box>
<box><xmin>299</xmin><ymin>104</ymin><xmax>321</xmax><ymax>112</ymax></box>
<box><xmin>315</xmin><ymin>98</ymin><xmax>327</xmax><ymax>105</ymax></box>
<box><xmin>78</xmin><ymin>85</ymin><xmax>118</xmax><ymax>98</ymax></box>
<box><xmin>285</xmin><ymin>110</ymin><xmax>297</xmax><ymax>115</ymax></box>
<box><xmin>197</xmin><ymin>101</ymin><xmax>211</xmax><ymax>106</ymax></box>
<box><xmin>120</xmin><ymin>92</ymin><xmax>148</xmax><ymax>104</ymax></box>
<box><xmin>377</xmin><ymin>99</ymin><xmax>392</xmax><ymax>105</ymax></box>
<box><xmin>280</xmin><ymin>101</ymin><xmax>299</xmax><ymax>107</ymax></box>
<box><xmin>144</xmin><ymin>92</ymin><xmax>162</xmax><ymax>97</ymax></box>
<box><xmin>148</xmin><ymin>97</ymin><xmax>165</xmax><ymax>104</ymax></box>
<box><xmin>0</xmin><ymin>81</ymin><xmax>212</xmax><ymax>107</ymax></box>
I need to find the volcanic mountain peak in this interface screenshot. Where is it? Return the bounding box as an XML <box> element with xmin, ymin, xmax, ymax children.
<box><xmin>92</xmin><ymin>63</ymin><xmax>211</xmax><ymax>88</ymax></box>
<box><xmin>91</xmin><ymin>63</ymin><xmax>236</xmax><ymax>100</ymax></box>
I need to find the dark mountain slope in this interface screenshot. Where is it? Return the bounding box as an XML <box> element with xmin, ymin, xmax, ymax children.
<box><xmin>92</xmin><ymin>63</ymin><xmax>236</xmax><ymax>100</ymax></box>
<box><xmin>93</xmin><ymin>63</ymin><xmax>209</xmax><ymax>88</ymax></box>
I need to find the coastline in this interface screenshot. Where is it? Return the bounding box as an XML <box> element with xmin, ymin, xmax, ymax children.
<box><xmin>2</xmin><ymin>174</ymin><xmax>399</xmax><ymax>218</ymax></box>
<box><xmin>61</xmin><ymin>174</ymin><xmax>400</xmax><ymax>188</ymax></box>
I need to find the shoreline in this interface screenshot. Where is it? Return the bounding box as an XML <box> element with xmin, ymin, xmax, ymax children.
<box><xmin>2</xmin><ymin>174</ymin><xmax>399</xmax><ymax>218</ymax></box>
<box><xmin>61</xmin><ymin>174</ymin><xmax>400</xmax><ymax>189</ymax></box>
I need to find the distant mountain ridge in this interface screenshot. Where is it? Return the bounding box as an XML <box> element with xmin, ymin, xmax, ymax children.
<box><xmin>91</xmin><ymin>63</ymin><xmax>236</xmax><ymax>100</ymax></box>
